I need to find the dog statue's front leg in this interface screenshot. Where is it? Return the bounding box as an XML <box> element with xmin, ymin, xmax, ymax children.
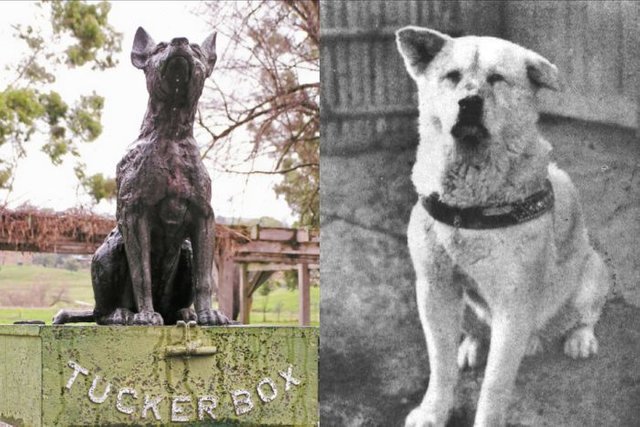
<box><xmin>190</xmin><ymin>214</ymin><xmax>231</xmax><ymax>325</ymax></box>
<box><xmin>121</xmin><ymin>212</ymin><xmax>163</xmax><ymax>325</ymax></box>
<box><xmin>473</xmin><ymin>308</ymin><xmax>533</xmax><ymax>427</ymax></box>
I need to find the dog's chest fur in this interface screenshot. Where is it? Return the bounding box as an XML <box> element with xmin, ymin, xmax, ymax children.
<box><xmin>116</xmin><ymin>135</ymin><xmax>211</xmax><ymax>228</ymax></box>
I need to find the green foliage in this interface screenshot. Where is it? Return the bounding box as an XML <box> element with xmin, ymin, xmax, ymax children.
<box><xmin>259</xmin><ymin>281</ymin><xmax>273</xmax><ymax>297</ymax></box>
<box><xmin>67</xmin><ymin>93</ymin><xmax>104</xmax><ymax>142</ymax></box>
<box><xmin>50</xmin><ymin>0</ymin><xmax>121</xmax><ymax>69</ymax></box>
<box><xmin>0</xmin><ymin>0</ymin><xmax>121</xmax><ymax>195</ymax></box>
<box><xmin>81</xmin><ymin>172</ymin><xmax>116</xmax><ymax>203</ymax></box>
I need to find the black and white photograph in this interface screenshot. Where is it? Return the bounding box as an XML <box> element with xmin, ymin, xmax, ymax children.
<box><xmin>320</xmin><ymin>1</ymin><xmax>639</xmax><ymax>426</ymax></box>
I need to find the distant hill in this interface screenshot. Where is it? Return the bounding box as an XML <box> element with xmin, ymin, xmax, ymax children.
<box><xmin>216</xmin><ymin>216</ymin><xmax>288</xmax><ymax>228</ymax></box>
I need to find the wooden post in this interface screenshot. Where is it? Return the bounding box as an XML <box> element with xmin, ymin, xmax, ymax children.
<box><xmin>239</xmin><ymin>263</ymin><xmax>250</xmax><ymax>325</ymax></box>
<box><xmin>217</xmin><ymin>254</ymin><xmax>236</xmax><ymax>319</ymax></box>
<box><xmin>298</xmin><ymin>263</ymin><xmax>310</xmax><ymax>326</ymax></box>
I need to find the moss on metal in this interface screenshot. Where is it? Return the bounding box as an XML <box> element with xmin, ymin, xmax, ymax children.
<box><xmin>0</xmin><ymin>325</ymin><xmax>318</xmax><ymax>426</ymax></box>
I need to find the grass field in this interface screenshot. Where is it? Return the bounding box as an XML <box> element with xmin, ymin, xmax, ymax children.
<box><xmin>0</xmin><ymin>264</ymin><xmax>319</xmax><ymax>326</ymax></box>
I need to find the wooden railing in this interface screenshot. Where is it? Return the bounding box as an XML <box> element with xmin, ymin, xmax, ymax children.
<box><xmin>0</xmin><ymin>209</ymin><xmax>319</xmax><ymax>325</ymax></box>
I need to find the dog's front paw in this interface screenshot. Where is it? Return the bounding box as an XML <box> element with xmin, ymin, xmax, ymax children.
<box><xmin>564</xmin><ymin>325</ymin><xmax>598</xmax><ymax>359</ymax></box>
<box><xmin>197</xmin><ymin>308</ymin><xmax>236</xmax><ymax>326</ymax></box>
<box><xmin>133</xmin><ymin>310</ymin><xmax>164</xmax><ymax>325</ymax></box>
<box><xmin>405</xmin><ymin>407</ymin><xmax>442</xmax><ymax>427</ymax></box>
<box><xmin>175</xmin><ymin>308</ymin><xmax>198</xmax><ymax>323</ymax></box>
<box><xmin>102</xmin><ymin>308</ymin><xmax>135</xmax><ymax>325</ymax></box>
<box><xmin>457</xmin><ymin>335</ymin><xmax>485</xmax><ymax>369</ymax></box>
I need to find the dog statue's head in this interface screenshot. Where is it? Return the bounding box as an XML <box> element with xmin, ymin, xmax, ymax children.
<box><xmin>396</xmin><ymin>26</ymin><xmax>559</xmax><ymax>152</ymax></box>
<box><xmin>131</xmin><ymin>27</ymin><xmax>217</xmax><ymax>108</ymax></box>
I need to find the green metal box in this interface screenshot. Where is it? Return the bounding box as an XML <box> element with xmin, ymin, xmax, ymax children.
<box><xmin>0</xmin><ymin>325</ymin><xmax>318</xmax><ymax>426</ymax></box>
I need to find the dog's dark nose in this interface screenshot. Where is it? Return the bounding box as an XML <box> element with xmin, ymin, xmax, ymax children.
<box><xmin>458</xmin><ymin>95</ymin><xmax>483</xmax><ymax>117</ymax></box>
<box><xmin>171</xmin><ymin>37</ymin><xmax>189</xmax><ymax>46</ymax></box>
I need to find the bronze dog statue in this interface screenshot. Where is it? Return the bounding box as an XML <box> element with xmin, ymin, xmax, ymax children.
<box><xmin>54</xmin><ymin>27</ymin><xmax>231</xmax><ymax>326</ymax></box>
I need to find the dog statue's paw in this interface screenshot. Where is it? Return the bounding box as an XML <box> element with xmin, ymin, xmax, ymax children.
<box><xmin>101</xmin><ymin>308</ymin><xmax>135</xmax><ymax>325</ymax></box>
<box><xmin>175</xmin><ymin>308</ymin><xmax>198</xmax><ymax>323</ymax></box>
<box><xmin>525</xmin><ymin>334</ymin><xmax>544</xmax><ymax>356</ymax></box>
<box><xmin>564</xmin><ymin>325</ymin><xmax>598</xmax><ymax>359</ymax></box>
<box><xmin>133</xmin><ymin>310</ymin><xmax>164</xmax><ymax>326</ymax></box>
<box><xmin>404</xmin><ymin>407</ymin><xmax>441</xmax><ymax>427</ymax></box>
<box><xmin>197</xmin><ymin>308</ymin><xmax>236</xmax><ymax>326</ymax></box>
<box><xmin>457</xmin><ymin>335</ymin><xmax>485</xmax><ymax>369</ymax></box>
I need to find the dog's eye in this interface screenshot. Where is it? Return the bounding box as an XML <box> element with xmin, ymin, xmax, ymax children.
<box><xmin>487</xmin><ymin>73</ymin><xmax>505</xmax><ymax>85</ymax></box>
<box><xmin>153</xmin><ymin>42</ymin><xmax>168</xmax><ymax>53</ymax></box>
<box><xmin>444</xmin><ymin>70</ymin><xmax>461</xmax><ymax>84</ymax></box>
<box><xmin>190</xmin><ymin>44</ymin><xmax>203</xmax><ymax>55</ymax></box>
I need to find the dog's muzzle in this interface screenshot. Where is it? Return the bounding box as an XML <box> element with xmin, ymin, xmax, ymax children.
<box><xmin>164</xmin><ymin>55</ymin><xmax>192</xmax><ymax>85</ymax></box>
<box><xmin>451</xmin><ymin>95</ymin><xmax>489</xmax><ymax>145</ymax></box>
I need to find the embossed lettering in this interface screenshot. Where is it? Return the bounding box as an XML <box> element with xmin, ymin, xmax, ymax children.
<box><xmin>88</xmin><ymin>376</ymin><xmax>111</xmax><ymax>404</ymax></box>
<box><xmin>65</xmin><ymin>360</ymin><xmax>88</xmax><ymax>390</ymax></box>
<box><xmin>197</xmin><ymin>396</ymin><xmax>217</xmax><ymax>421</ymax></box>
<box><xmin>171</xmin><ymin>396</ymin><xmax>191</xmax><ymax>422</ymax></box>
<box><xmin>231</xmin><ymin>390</ymin><xmax>253</xmax><ymax>415</ymax></box>
<box><xmin>142</xmin><ymin>395</ymin><xmax>163</xmax><ymax>420</ymax></box>
<box><xmin>116</xmin><ymin>388</ymin><xmax>138</xmax><ymax>414</ymax></box>
<box><xmin>279</xmin><ymin>364</ymin><xmax>301</xmax><ymax>391</ymax></box>
<box><xmin>256</xmin><ymin>377</ymin><xmax>278</xmax><ymax>403</ymax></box>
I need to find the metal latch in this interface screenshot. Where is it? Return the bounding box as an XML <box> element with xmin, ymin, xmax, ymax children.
<box><xmin>165</xmin><ymin>320</ymin><xmax>217</xmax><ymax>358</ymax></box>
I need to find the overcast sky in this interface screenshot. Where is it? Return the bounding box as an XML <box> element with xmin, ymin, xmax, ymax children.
<box><xmin>0</xmin><ymin>1</ymin><xmax>296</xmax><ymax>225</ymax></box>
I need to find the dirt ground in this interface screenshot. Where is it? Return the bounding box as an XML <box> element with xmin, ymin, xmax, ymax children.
<box><xmin>320</xmin><ymin>116</ymin><xmax>640</xmax><ymax>426</ymax></box>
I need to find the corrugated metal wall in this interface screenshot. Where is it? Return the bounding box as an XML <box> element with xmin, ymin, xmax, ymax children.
<box><xmin>504</xmin><ymin>1</ymin><xmax>640</xmax><ymax>129</ymax></box>
<box><xmin>321</xmin><ymin>0</ymin><xmax>640</xmax><ymax>131</ymax></box>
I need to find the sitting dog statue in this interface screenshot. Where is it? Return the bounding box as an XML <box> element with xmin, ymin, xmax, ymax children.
<box><xmin>54</xmin><ymin>27</ymin><xmax>231</xmax><ymax>326</ymax></box>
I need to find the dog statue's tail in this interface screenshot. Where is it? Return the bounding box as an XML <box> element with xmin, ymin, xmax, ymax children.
<box><xmin>52</xmin><ymin>309</ymin><xmax>95</xmax><ymax>324</ymax></box>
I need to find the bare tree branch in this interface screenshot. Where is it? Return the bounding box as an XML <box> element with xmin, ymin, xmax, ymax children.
<box><xmin>219</xmin><ymin>162</ymin><xmax>318</xmax><ymax>176</ymax></box>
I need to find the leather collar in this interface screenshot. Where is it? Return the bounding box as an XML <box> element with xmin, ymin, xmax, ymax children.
<box><xmin>421</xmin><ymin>179</ymin><xmax>554</xmax><ymax>229</ymax></box>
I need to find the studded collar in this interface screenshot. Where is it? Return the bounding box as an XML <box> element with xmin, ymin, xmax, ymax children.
<box><xmin>421</xmin><ymin>179</ymin><xmax>554</xmax><ymax>229</ymax></box>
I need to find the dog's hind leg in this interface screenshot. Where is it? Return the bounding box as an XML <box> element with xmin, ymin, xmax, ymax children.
<box><xmin>91</xmin><ymin>228</ymin><xmax>136</xmax><ymax>325</ymax></box>
<box><xmin>564</xmin><ymin>250</ymin><xmax>609</xmax><ymax>359</ymax></box>
<box><xmin>97</xmin><ymin>308</ymin><xmax>135</xmax><ymax>325</ymax></box>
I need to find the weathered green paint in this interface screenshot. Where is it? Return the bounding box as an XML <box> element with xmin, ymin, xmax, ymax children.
<box><xmin>0</xmin><ymin>325</ymin><xmax>318</xmax><ymax>426</ymax></box>
<box><xmin>0</xmin><ymin>326</ymin><xmax>42</xmax><ymax>427</ymax></box>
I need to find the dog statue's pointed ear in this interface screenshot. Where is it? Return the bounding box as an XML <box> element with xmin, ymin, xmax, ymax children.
<box><xmin>131</xmin><ymin>27</ymin><xmax>156</xmax><ymax>69</ymax></box>
<box><xmin>396</xmin><ymin>26</ymin><xmax>451</xmax><ymax>80</ymax></box>
<box><xmin>201</xmin><ymin>32</ymin><xmax>217</xmax><ymax>77</ymax></box>
<box><xmin>526</xmin><ymin>53</ymin><xmax>560</xmax><ymax>91</ymax></box>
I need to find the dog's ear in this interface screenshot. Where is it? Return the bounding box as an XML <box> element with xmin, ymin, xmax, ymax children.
<box><xmin>396</xmin><ymin>26</ymin><xmax>451</xmax><ymax>80</ymax></box>
<box><xmin>526</xmin><ymin>53</ymin><xmax>560</xmax><ymax>91</ymax></box>
<box><xmin>201</xmin><ymin>32</ymin><xmax>218</xmax><ymax>77</ymax></box>
<box><xmin>131</xmin><ymin>27</ymin><xmax>156</xmax><ymax>69</ymax></box>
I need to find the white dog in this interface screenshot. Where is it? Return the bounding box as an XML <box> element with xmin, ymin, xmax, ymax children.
<box><xmin>396</xmin><ymin>26</ymin><xmax>609</xmax><ymax>427</ymax></box>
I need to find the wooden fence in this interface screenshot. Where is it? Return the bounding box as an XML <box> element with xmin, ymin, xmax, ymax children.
<box><xmin>0</xmin><ymin>209</ymin><xmax>319</xmax><ymax>325</ymax></box>
<box><xmin>321</xmin><ymin>0</ymin><xmax>640</xmax><ymax>132</ymax></box>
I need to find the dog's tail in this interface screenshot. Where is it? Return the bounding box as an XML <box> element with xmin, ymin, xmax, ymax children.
<box><xmin>52</xmin><ymin>309</ymin><xmax>95</xmax><ymax>324</ymax></box>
